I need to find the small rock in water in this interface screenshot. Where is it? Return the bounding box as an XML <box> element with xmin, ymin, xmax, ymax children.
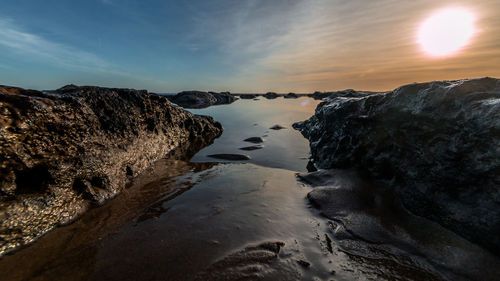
<box><xmin>207</xmin><ymin>154</ymin><xmax>250</xmax><ymax>160</ymax></box>
<box><xmin>297</xmin><ymin>259</ymin><xmax>311</xmax><ymax>268</ymax></box>
<box><xmin>244</xmin><ymin>137</ymin><xmax>264</xmax><ymax>143</ymax></box>
<box><xmin>270</xmin><ymin>125</ymin><xmax>286</xmax><ymax>130</ymax></box>
<box><xmin>239</xmin><ymin>145</ymin><xmax>264</xmax><ymax>151</ymax></box>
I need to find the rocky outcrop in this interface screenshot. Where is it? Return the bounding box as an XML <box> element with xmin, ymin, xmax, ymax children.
<box><xmin>310</xmin><ymin>89</ymin><xmax>375</xmax><ymax>100</ymax></box>
<box><xmin>238</xmin><ymin>94</ymin><xmax>257</xmax><ymax>99</ymax></box>
<box><xmin>167</xmin><ymin>90</ymin><xmax>237</xmax><ymax>108</ymax></box>
<box><xmin>293</xmin><ymin>77</ymin><xmax>500</xmax><ymax>253</ymax></box>
<box><xmin>0</xmin><ymin>84</ymin><xmax>223</xmax><ymax>256</ymax></box>
<box><xmin>263</xmin><ymin>92</ymin><xmax>279</xmax><ymax>99</ymax></box>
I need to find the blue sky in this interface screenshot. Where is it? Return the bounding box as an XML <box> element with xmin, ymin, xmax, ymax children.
<box><xmin>1</xmin><ymin>0</ymin><xmax>499</xmax><ymax>93</ymax></box>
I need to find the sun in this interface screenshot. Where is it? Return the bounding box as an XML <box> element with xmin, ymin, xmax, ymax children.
<box><xmin>417</xmin><ymin>7</ymin><xmax>476</xmax><ymax>57</ymax></box>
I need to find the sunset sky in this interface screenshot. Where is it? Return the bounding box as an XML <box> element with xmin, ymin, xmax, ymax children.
<box><xmin>1</xmin><ymin>0</ymin><xmax>499</xmax><ymax>93</ymax></box>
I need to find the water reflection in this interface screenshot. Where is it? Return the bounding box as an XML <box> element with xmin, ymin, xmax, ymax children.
<box><xmin>188</xmin><ymin>97</ymin><xmax>321</xmax><ymax>172</ymax></box>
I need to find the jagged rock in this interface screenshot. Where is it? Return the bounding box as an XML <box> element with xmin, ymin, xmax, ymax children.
<box><xmin>293</xmin><ymin>77</ymin><xmax>500</xmax><ymax>253</ymax></box>
<box><xmin>263</xmin><ymin>92</ymin><xmax>279</xmax><ymax>99</ymax></box>
<box><xmin>0</xmin><ymin>84</ymin><xmax>223</xmax><ymax>256</ymax></box>
<box><xmin>167</xmin><ymin>91</ymin><xmax>237</xmax><ymax>108</ymax></box>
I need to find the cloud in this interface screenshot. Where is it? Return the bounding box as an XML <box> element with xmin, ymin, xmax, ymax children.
<box><xmin>0</xmin><ymin>19</ymin><xmax>126</xmax><ymax>75</ymax></box>
<box><xmin>185</xmin><ymin>0</ymin><xmax>500</xmax><ymax>92</ymax></box>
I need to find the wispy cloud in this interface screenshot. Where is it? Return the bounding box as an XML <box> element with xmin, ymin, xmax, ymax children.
<box><xmin>185</xmin><ymin>0</ymin><xmax>500</xmax><ymax>92</ymax></box>
<box><xmin>0</xmin><ymin>19</ymin><xmax>127</xmax><ymax>75</ymax></box>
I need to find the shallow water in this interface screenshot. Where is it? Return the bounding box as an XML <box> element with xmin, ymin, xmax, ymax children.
<box><xmin>188</xmin><ymin>97</ymin><xmax>320</xmax><ymax>172</ymax></box>
<box><xmin>1</xmin><ymin>97</ymin><xmax>498</xmax><ymax>281</ymax></box>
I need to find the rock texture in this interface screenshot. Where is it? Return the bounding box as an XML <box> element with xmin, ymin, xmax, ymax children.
<box><xmin>0</xmin><ymin>84</ymin><xmax>223</xmax><ymax>256</ymax></box>
<box><xmin>293</xmin><ymin>77</ymin><xmax>500</xmax><ymax>253</ymax></box>
<box><xmin>167</xmin><ymin>90</ymin><xmax>237</xmax><ymax>108</ymax></box>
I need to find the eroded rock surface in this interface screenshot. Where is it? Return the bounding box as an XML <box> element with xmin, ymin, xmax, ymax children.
<box><xmin>0</xmin><ymin>84</ymin><xmax>222</xmax><ymax>256</ymax></box>
<box><xmin>294</xmin><ymin>77</ymin><xmax>500</xmax><ymax>253</ymax></box>
<box><xmin>168</xmin><ymin>91</ymin><xmax>237</xmax><ymax>108</ymax></box>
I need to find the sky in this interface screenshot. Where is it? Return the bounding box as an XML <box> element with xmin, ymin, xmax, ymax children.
<box><xmin>1</xmin><ymin>0</ymin><xmax>499</xmax><ymax>93</ymax></box>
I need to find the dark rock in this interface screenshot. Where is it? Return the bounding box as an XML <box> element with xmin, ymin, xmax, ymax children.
<box><xmin>239</xmin><ymin>145</ymin><xmax>264</xmax><ymax>151</ymax></box>
<box><xmin>168</xmin><ymin>90</ymin><xmax>237</xmax><ymax>108</ymax></box>
<box><xmin>239</xmin><ymin>94</ymin><xmax>257</xmax><ymax>99</ymax></box>
<box><xmin>306</xmin><ymin>160</ymin><xmax>317</xmax><ymax>172</ymax></box>
<box><xmin>263</xmin><ymin>92</ymin><xmax>279</xmax><ymax>99</ymax></box>
<box><xmin>311</xmin><ymin>89</ymin><xmax>374</xmax><ymax>100</ymax></box>
<box><xmin>243</xmin><ymin>137</ymin><xmax>264</xmax><ymax>143</ymax></box>
<box><xmin>270</xmin><ymin>124</ymin><xmax>286</xmax><ymax>130</ymax></box>
<box><xmin>284</xmin><ymin>93</ymin><xmax>298</xmax><ymax>99</ymax></box>
<box><xmin>207</xmin><ymin>154</ymin><xmax>250</xmax><ymax>161</ymax></box>
<box><xmin>296</xmin><ymin>260</ymin><xmax>310</xmax><ymax>268</ymax></box>
<box><xmin>293</xmin><ymin>77</ymin><xmax>500</xmax><ymax>254</ymax></box>
<box><xmin>0</xmin><ymin>84</ymin><xmax>223</xmax><ymax>256</ymax></box>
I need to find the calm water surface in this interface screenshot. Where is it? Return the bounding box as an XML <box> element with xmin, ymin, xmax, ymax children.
<box><xmin>1</xmin><ymin>97</ymin><xmax>498</xmax><ymax>281</ymax></box>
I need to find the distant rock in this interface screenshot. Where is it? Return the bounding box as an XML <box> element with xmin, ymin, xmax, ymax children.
<box><xmin>270</xmin><ymin>125</ymin><xmax>286</xmax><ymax>130</ymax></box>
<box><xmin>207</xmin><ymin>154</ymin><xmax>250</xmax><ymax>161</ymax></box>
<box><xmin>239</xmin><ymin>145</ymin><xmax>264</xmax><ymax>151</ymax></box>
<box><xmin>284</xmin><ymin>93</ymin><xmax>299</xmax><ymax>99</ymax></box>
<box><xmin>311</xmin><ymin>89</ymin><xmax>375</xmax><ymax>100</ymax></box>
<box><xmin>239</xmin><ymin>94</ymin><xmax>257</xmax><ymax>99</ymax></box>
<box><xmin>168</xmin><ymin>90</ymin><xmax>237</xmax><ymax>108</ymax></box>
<box><xmin>243</xmin><ymin>137</ymin><xmax>264</xmax><ymax>143</ymax></box>
<box><xmin>294</xmin><ymin>77</ymin><xmax>500</xmax><ymax>253</ymax></box>
<box><xmin>263</xmin><ymin>92</ymin><xmax>279</xmax><ymax>99</ymax></box>
<box><xmin>0</xmin><ymin>84</ymin><xmax>222</xmax><ymax>256</ymax></box>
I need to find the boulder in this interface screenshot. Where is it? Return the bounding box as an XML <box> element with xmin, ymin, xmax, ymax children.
<box><xmin>263</xmin><ymin>92</ymin><xmax>279</xmax><ymax>99</ymax></box>
<box><xmin>284</xmin><ymin>93</ymin><xmax>299</xmax><ymax>99</ymax></box>
<box><xmin>239</xmin><ymin>94</ymin><xmax>257</xmax><ymax>99</ymax></box>
<box><xmin>168</xmin><ymin>91</ymin><xmax>237</xmax><ymax>108</ymax></box>
<box><xmin>293</xmin><ymin>77</ymin><xmax>500</xmax><ymax>253</ymax></box>
<box><xmin>243</xmin><ymin>137</ymin><xmax>264</xmax><ymax>143</ymax></box>
<box><xmin>0</xmin><ymin>84</ymin><xmax>223</xmax><ymax>256</ymax></box>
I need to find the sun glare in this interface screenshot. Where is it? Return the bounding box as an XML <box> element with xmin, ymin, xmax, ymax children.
<box><xmin>418</xmin><ymin>7</ymin><xmax>476</xmax><ymax>57</ymax></box>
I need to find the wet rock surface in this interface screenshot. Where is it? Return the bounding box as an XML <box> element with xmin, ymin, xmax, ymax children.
<box><xmin>167</xmin><ymin>91</ymin><xmax>237</xmax><ymax>108</ymax></box>
<box><xmin>298</xmin><ymin>169</ymin><xmax>500</xmax><ymax>281</ymax></box>
<box><xmin>293</xmin><ymin>77</ymin><xmax>500</xmax><ymax>253</ymax></box>
<box><xmin>0</xmin><ymin>84</ymin><xmax>222</xmax><ymax>256</ymax></box>
<box><xmin>239</xmin><ymin>145</ymin><xmax>264</xmax><ymax>151</ymax></box>
<box><xmin>243</xmin><ymin>137</ymin><xmax>264</xmax><ymax>143</ymax></box>
<box><xmin>207</xmin><ymin>154</ymin><xmax>251</xmax><ymax>161</ymax></box>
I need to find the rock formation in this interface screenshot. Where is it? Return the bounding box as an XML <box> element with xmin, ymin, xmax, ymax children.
<box><xmin>0</xmin><ymin>84</ymin><xmax>222</xmax><ymax>256</ymax></box>
<box><xmin>167</xmin><ymin>90</ymin><xmax>237</xmax><ymax>108</ymax></box>
<box><xmin>294</xmin><ymin>77</ymin><xmax>500</xmax><ymax>253</ymax></box>
<box><xmin>263</xmin><ymin>92</ymin><xmax>279</xmax><ymax>99</ymax></box>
